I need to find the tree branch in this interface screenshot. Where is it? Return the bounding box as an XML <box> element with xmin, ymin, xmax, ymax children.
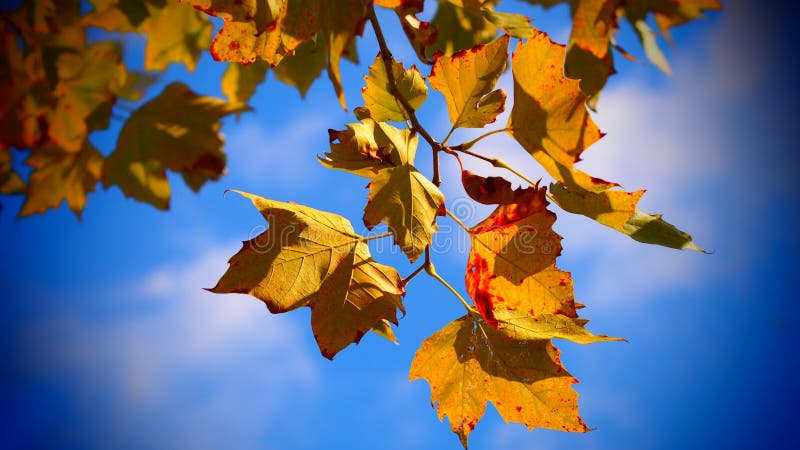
<box><xmin>368</xmin><ymin>4</ymin><xmax>441</xmax><ymax>186</ymax></box>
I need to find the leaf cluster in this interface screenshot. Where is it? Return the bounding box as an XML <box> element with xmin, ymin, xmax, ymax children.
<box><xmin>0</xmin><ymin>0</ymin><xmax>719</xmax><ymax>447</ymax></box>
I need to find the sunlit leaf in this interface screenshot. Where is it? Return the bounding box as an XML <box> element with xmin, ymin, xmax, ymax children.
<box><xmin>362</xmin><ymin>125</ymin><xmax>445</xmax><ymax>262</ymax></box>
<box><xmin>410</xmin><ymin>314</ymin><xmax>588</xmax><ymax>448</ymax></box>
<box><xmin>210</xmin><ymin>190</ymin><xmax>405</xmax><ymax>359</ymax></box>
<box><xmin>362</xmin><ymin>54</ymin><xmax>428</xmax><ymax>122</ymax></box>
<box><xmin>549</xmin><ymin>182</ymin><xmax>705</xmax><ymax>251</ymax></box>
<box><xmin>430</xmin><ymin>34</ymin><xmax>508</xmax><ymax>128</ymax></box>
<box><xmin>507</xmin><ymin>30</ymin><xmax>617</xmax><ymax>193</ymax></box>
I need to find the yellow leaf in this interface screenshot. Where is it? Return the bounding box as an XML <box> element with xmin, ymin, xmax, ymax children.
<box><xmin>103</xmin><ymin>82</ymin><xmax>250</xmax><ymax>209</ymax></box>
<box><xmin>222</xmin><ymin>60</ymin><xmax>269</xmax><ymax>104</ymax></box>
<box><xmin>493</xmin><ymin>309</ymin><xmax>623</xmax><ymax>344</ymax></box>
<box><xmin>429</xmin><ymin>34</ymin><xmax>509</xmax><ymax>128</ymax></box>
<box><xmin>141</xmin><ymin>1</ymin><xmax>212</xmax><ymax>72</ymax></box>
<box><xmin>19</xmin><ymin>143</ymin><xmax>103</xmax><ymax>218</ymax></box>
<box><xmin>361</xmin><ymin>127</ymin><xmax>445</xmax><ymax>262</ymax></box>
<box><xmin>210</xmin><ymin>191</ymin><xmax>405</xmax><ymax>359</ymax></box>
<box><xmin>549</xmin><ymin>182</ymin><xmax>705</xmax><ymax>251</ymax></box>
<box><xmin>273</xmin><ymin>38</ymin><xmax>326</xmax><ymax>96</ymax></box>
<box><xmin>48</xmin><ymin>42</ymin><xmax>127</xmax><ymax>152</ymax></box>
<box><xmin>410</xmin><ymin>314</ymin><xmax>588</xmax><ymax>448</ymax></box>
<box><xmin>319</xmin><ymin>119</ymin><xmax>403</xmax><ymax>178</ymax></box>
<box><xmin>507</xmin><ymin>30</ymin><xmax>616</xmax><ymax>193</ymax></box>
<box><xmin>362</xmin><ymin>54</ymin><xmax>428</xmax><ymax>123</ymax></box>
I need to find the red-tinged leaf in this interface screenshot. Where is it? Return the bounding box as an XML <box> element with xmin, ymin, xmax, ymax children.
<box><xmin>429</xmin><ymin>35</ymin><xmax>509</xmax><ymax>129</ymax></box>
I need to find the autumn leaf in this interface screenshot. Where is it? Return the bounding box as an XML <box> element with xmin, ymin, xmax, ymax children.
<box><xmin>273</xmin><ymin>38</ymin><xmax>327</xmax><ymax>96</ymax></box>
<box><xmin>430</xmin><ymin>34</ymin><xmax>509</xmax><ymax>129</ymax></box>
<box><xmin>429</xmin><ymin>1</ymin><xmax>496</xmax><ymax>56</ymax></box>
<box><xmin>361</xmin><ymin>124</ymin><xmax>445</xmax><ymax>262</ymax></box>
<box><xmin>103</xmin><ymin>82</ymin><xmax>250</xmax><ymax>209</ymax></box>
<box><xmin>460</xmin><ymin>169</ymin><xmax>526</xmax><ymax>205</ymax></box>
<box><xmin>319</xmin><ymin>0</ymin><xmax>369</xmax><ymax>109</ymax></box>
<box><xmin>466</xmin><ymin>186</ymin><xmax>577</xmax><ymax>325</ymax></box>
<box><xmin>210</xmin><ymin>190</ymin><xmax>405</xmax><ymax>359</ymax></box>
<box><xmin>507</xmin><ymin>30</ymin><xmax>617</xmax><ymax>193</ymax></box>
<box><xmin>549</xmin><ymin>182</ymin><xmax>705</xmax><ymax>251</ymax></box>
<box><xmin>140</xmin><ymin>1</ymin><xmax>212</xmax><ymax>72</ymax></box>
<box><xmin>319</xmin><ymin>119</ymin><xmax>404</xmax><ymax>178</ymax></box>
<box><xmin>410</xmin><ymin>314</ymin><xmax>588</xmax><ymax>448</ymax></box>
<box><xmin>221</xmin><ymin>60</ymin><xmax>269</xmax><ymax>104</ymax></box>
<box><xmin>48</xmin><ymin>42</ymin><xmax>127</xmax><ymax>153</ymax></box>
<box><xmin>0</xmin><ymin>149</ymin><xmax>25</xmax><ymax>195</ymax></box>
<box><xmin>19</xmin><ymin>142</ymin><xmax>103</xmax><ymax>218</ymax></box>
<box><xmin>493</xmin><ymin>309</ymin><xmax>622</xmax><ymax>344</ymax></box>
<box><xmin>362</xmin><ymin>54</ymin><xmax>428</xmax><ymax>122</ymax></box>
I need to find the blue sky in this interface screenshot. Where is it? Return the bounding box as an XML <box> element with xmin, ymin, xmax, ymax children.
<box><xmin>2</xmin><ymin>1</ymin><xmax>798</xmax><ymax>449</ymax></box>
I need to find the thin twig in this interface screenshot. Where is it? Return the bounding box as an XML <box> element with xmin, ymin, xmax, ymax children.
<box><xmin>368</xmin><ymin>4</ymin><xmax>441</xmax><ymax>186</ymax></box>
<box><xmin>424</xmin><ymin>259</ymin><xmax>476</xmax><ymax>314</ymax></box>
<box><xmin>446</xmin><ymin>209</ymin><xmax>470</xmax><ymax>233</ymax></box>
<box><xmin>450</xmin><ymin>145</ymin><xmax>539</xmax><ymax>187</ymax></box>
<box><xmin>402</xmin><ymin>263</ymin><xmax>425</xmax><ymax>285</ymax></box>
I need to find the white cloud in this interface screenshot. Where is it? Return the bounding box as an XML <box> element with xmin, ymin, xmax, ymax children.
<box><xmin>23</xmin><ymin>245</ymin><xmax>320</xmax><ymax>449</ymax></box>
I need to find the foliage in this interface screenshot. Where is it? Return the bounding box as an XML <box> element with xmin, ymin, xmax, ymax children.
<box><xmin>0</xmin><ymin>0</ymin><xmax>719</xmax><ymax>447</ymax></box>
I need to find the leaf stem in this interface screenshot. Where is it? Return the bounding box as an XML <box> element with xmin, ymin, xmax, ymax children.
<box><xmin>446</xmin><ymin>209</ymin><xmax>470</xmax><ymax>233</ymax></box>
<box><xmin>368</xmin><ymin>4</ymin><xmax>442</xmax><ymax>186</ymax></box>
<box><xmin>450</xmin><ymin>145</ymin><xmax>539</xmax><ymax>187</ymax></box>
<box><xmin>360</xmin><ymin>231</ymin><xmax>393</xmax><ymax>242</ymax></box>
<box><xmin>402</xmin><ymin>263</ymin><xmax>425</xmax><ymax>285</ymax></box>
<box><xmin>441</xmin><ymin>125</ymin><xmax>456</xmax><ymax>147</ymax></box>
<box><xmin>424</xmin><ymin>258</ymin><xmax>476</xmax><ymax>314</ymax></box>
<box><xmin>454</xmin><ymin>128</ymin><xmax>511</xmax><ymax>150</ymax></box>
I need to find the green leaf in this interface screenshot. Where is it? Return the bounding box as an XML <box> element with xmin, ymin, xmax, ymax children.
<box><xmin>103</xmin><ymin>82</ymin><xmax>250</xmax><ymax>209</ymax></box>
<box><xmin>430</xmin><ymin>34</ymin><xmax>509</xmax><ymax>128</ymax></box>
<box><xmin>362</xmin><ymin>54</ymin><xmax>428</xmax><ymax>122</ymax></box>
<box><xmin>210</xmin><ymin>190</ymin><xmax>405</xmax><ymax>359</ymax></box>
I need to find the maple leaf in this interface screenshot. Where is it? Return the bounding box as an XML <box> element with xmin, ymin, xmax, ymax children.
<box><xmin>210</xmin><ymin>190</ymin><xmax>405</xmax><ymax>359</ymax></box>
<box><xmin>103</xmin><ymin>82</ymin><xmax>250</xmax><ymax>209</ymax></box>
<box><xmin>47</xmin><ymin>42</ymin><xmax>127</xmax><ymax>153</ymax></box>
<box><xmin>221</xmin><ymin>60</ymin><xmax>269</xmax><ymax>104</ymax></box>
<box><xmin>410</xmin><ymin>314</ymin><xmax>588</xmax><ymax>448</ymax></box>
<box><xmin>319</xmin><ymin>119</ymin><xmax>404</xmax><ymax>178</ymax></box>
<box><xmin>18</xmin><ymin>142</ymin><xmax>103</xmax><ymax>218</ymax></box>
<box><xmin>0</xmin><ymin>149</ymin><xmax>25</xmax><ymax>196</ymax></box>
<box><xmin>429</xmin><ymin>1</ymin><xmax>496</xmax><ymax>56</ymax></box>
<box><xmin>507</xmin><ymin>30</ymin><xmax>618</xmax><ymax>193</ymax></box>
<box><xmin>361</xmin><ymin>124</ymin><xmax>445</xmax><ymax>262</ymax></box>
<box><xmin>429</xmin><ymin>34</ymin><xmax>509</xmax><ymax>129</ymax></box>
<box><xmin>466</xmin><ymin>186</ymin><xmax>576</xmax><ymax>324</ymax></box>
<box><xmin>362</xmin><ymin>54</ymin><xmax>428</xmax><ymax>123</ymax></box>
<box><xmin>140</xmin><ymin>1</ymin><xmax>212</xmax><ymax>72</ymax></box>
<box><xmin>273</xmin><ymin>38</ymin><xmax>327</xmax><ymax>96</ymax></box>
<box><xmin>549</xmin><ymin>182</ymin><xmax>705</xmax><ymax>251</ymax></box>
